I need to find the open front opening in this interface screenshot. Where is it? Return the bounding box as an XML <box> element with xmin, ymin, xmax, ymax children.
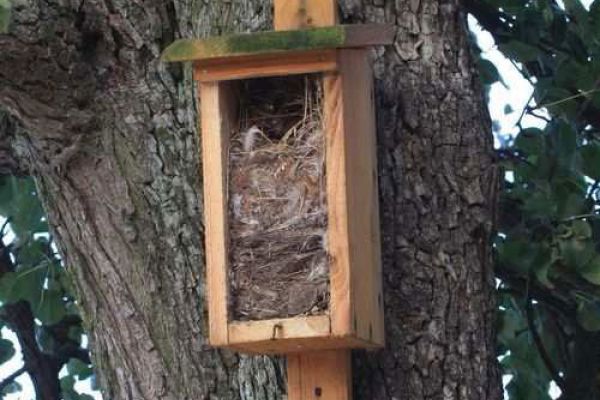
<box><xmin>228</xmin><ymin>74</ymin><xmax>330</xmax><ymax>322</ymax></box>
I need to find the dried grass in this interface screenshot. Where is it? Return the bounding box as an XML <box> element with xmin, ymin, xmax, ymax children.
<box><xmin>228</xmin><ymin>75</ymin><xmax>330</xmax><ymax>321</ymax></box>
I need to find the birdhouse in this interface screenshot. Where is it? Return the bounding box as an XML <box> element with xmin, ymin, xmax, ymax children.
<box><xmin>162</xmin><ymin>11</ymin><xmax>393</xmax><ymax>355</ymax></box>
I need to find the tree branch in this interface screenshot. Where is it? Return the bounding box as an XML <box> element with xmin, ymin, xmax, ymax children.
<box><xmin>525</xmin><ymin>286</ymin><xmax>566</xmax><ymax>390</ymax></box>
<box><xmin>496</xmin><ymin>266</ymin><xmax>577</xmax><ymax>317</ymax></box>
<box><xmin>0</xmin><ymin>235</ymin><xmax>61</xmax><ymax>399</ymax></box>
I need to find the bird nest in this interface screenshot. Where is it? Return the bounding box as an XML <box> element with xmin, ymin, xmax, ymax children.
<box><xmin>228</xmin><ymin>75</ymin><xmax>330</xmax><ymax>321</ymax></box>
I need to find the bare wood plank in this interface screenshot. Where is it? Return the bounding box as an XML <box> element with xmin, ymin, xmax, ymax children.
<box><xmin>228</xmin><ymin>336</ymin><xmax>378</xmax><ymax>355</ymax></box>
<box><xmin>194</xmin><ymin>50</ymin><xmax>337</xmax><ymax>82</ymax></box>
<box><xmin>338</xmin><ymin>49</ymin><xmax>385</xmax><ymax>346</ymax></box>
<box><xmin>228</xmin><ymin>316</ymin><xmax>330</xmax><ymax>347</ymax></box>
<box><xmin>323</xmin><ymin>71</ymin><xmax>353</xmax><ymax>339</ymax></box>
<box><xmin>161</xmin><ymin>25</ymin><xmax>395</xmax><ymax>63</ymax></box>
<box><xmin>287</xmin><ymin>350</ymin><xmax>352</xmax><ymax>400</ymax></box>
<box><xmin>274</xmin><ymin>0</ymin><xmax>339</xmax><ymax>30</ymax></box>
<box><xmin>324</xmin><ymin>50</ymin><xmax>384</xmax><ymax>346</ymax></box>
<box><xmin>199</xmin><ymin>81</ymin><xmax>236</xmax><ymax>346</ymax></box>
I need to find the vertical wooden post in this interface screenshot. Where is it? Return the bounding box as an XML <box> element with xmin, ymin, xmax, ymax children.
<box><xmin>287</xmin><ymin>350</ymin><xmax>352</xmax><ymax>400</ymax></box>
<box><xmin>274</xmin><ymin>1</ymin><xmax>352</xmax><ymax>399</ymax></box>
<box><xmin>274</xmin><ymin>0</ymin><xmax>339</xmax><ymax>30</ymax></box>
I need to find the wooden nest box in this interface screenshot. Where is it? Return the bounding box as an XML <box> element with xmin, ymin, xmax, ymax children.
<box><xmin>162</xmin><ymin>8</ymin><xmax>393</xmax><ymax>355</ymax></box>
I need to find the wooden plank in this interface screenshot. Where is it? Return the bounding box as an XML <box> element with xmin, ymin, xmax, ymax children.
<box><xmin>228</xmin><ymin>336</ymin><xmax>378</xmax><ymax>355</ymax></box>
<box><xmin>194</xmin><ymin>50</ymin><xmax>337</xmax><ymax>82</ymax></box>
<box><xmin>161</xmin><ymin>24</ymin><xmax>395</xmax><ymax>63</ymax></box>
<box><xmin>274</xmin><ymin>0</ymin><xmax>339</xmax><ymax>30</ymax></box>
<box><xmin>199</xmin><ymin>81</ymin><xmax>237</xmax><ymax>346</ymax></box>
<box><xmin>323</xmin><ymin>50</ymin><xmax>384</xmax><ymax>346</ymax></box>
<box><xmin>287</xmin><ymin>350</ymin><xmax>352</xmax><ymax>400</ymax></box>
<box><xmin>228</xmin><ymin>316</ymin><xmax>330</xmax><ymax>347</ymax></box>
<box><xmin>338</xmin><ymin>49</ymin><xmax>385</xmax><ymax>346</ymax></box>
<box><xmin>323</xmin><ymin>71</ymin><xmax>353</xmax><ymax>339</ymax></box>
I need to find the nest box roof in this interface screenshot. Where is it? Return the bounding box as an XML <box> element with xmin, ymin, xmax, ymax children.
<box><xmin>161</xmin><ymin>24</ymin><xmax>395</xmax><ymax>63</ymax></box>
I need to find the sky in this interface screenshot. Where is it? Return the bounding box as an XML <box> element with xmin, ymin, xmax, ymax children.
<box><xmin>0</xmin><ymin>0</ymin><xmax>597</xmax><ymax>398</ymax></box>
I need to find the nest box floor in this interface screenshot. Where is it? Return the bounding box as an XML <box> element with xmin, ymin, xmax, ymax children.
<box><xmin>228</xmin><ymin>75</ymin><xmax>330</xmax><ymax>321</ymax></box>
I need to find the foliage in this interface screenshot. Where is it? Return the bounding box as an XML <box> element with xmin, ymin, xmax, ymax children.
<box><xmin>467</xmin><ymin>0</ymin><xmax>600</xmax><ymax>398</ymax></box>
<box><xmin>0</xmin><ymin>0</ymin><xmax>9</xmax><ymax>33</ymax></box>
<box><xmin>0</xmin><ymin>176</ymin><xmax>95</xmax><ymax>399</ymax></box>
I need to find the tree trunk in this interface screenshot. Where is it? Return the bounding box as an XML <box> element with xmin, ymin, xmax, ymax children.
<box><xmin>0</xmin><ymin>0</ymin><xmax>502</xmax><ymax>399</ymax></box>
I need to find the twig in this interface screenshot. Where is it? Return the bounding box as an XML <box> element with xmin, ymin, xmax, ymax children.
<box><xmin>516</xmin><ymin>92</ymin><xmax>535</xmax><ymax>130</ymax></box>
<box><xmin>525</xmin><ymin>279</ymin><xmax>566</xmax><ymax>390</ymax></box>
<box><xmin>535</xmin><ymin>89</ymin><xmax>600</xmax><ymax>110</ymax></box>
<box><xmin>528</xmin><ymin>109</ymin><xmax>551</xmax><ymax>123</ymax></box>
<box><xmin>0</xmin><ymin>366</ymin><xmax>26</xmax><ymax>392</ymax></box>
<box><xmin>562</xmin><ymin>213</ymin><xmax>600</xmax><ymax>222</ymax></box>
<box><xmin>0</xmin><ymin>217</ymin><xmax>10</xmax><ymax>237</ymax></box>
<box><xmin>587</xmin><ymin>180</ymin><xmax>599</xmax><ymax>201</ymax></box>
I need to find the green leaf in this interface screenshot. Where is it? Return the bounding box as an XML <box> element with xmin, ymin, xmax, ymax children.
<box><xmin>577</xmin><ymin>300</ymin><xmax>600</xmax><ymax>331</ymax></box>
<box><xmin>11</xmin><ymin>265</ymin><xmax>46</xmax><ymax>308</ymax></box>
<box><xmin>0</xmin><ymin>177</ymin><xmax>47</xmax><ymax>238</ymax></box>
<box><xmin>478</xmin><ymin>58</ymin><xmax>501</xmax><ymax>84</ymax></box>
<box><xmin>557</xmin><ymin>122</ymin><xmax>577</xmax><ymax>164</ymax></box>
<box><xmin>61</xmin><ymin>374</ymin><xmax>95</xmax><ymax>400</ymax></box>
<box><xmin>580</xmin><ymin>256</ymin><xmax>600</xmax><ymax>285</ymax></box>
<box><xmin>498</xmin><ymin>236</ymin><xmax>535</xmax><ymax>272</ymax></box>
<box><xmin>499</xmin><ymin>41</ymin><xmax>540</xmax><ymax>62</ymax></box>
<box><xmin>558</xmin><ymin>237</ymin><xmax>596</xmax><ymax>271</ymax></box>
<box><xmin>572</xmin><ymin>220</ymin><xmax>592</xmax><ymax>239</ymax></box>
<box><xmin>563</xmin><ymin>0</ymin><xmax>588</xmax><ymax>25</ymax></box>
<box><xmin>590</xmin><ymin>0</ymin><xmax>600</xmax><ymax>38</ymax></box>
<box><xmin>0</xmin><ymin>338</ymin><xmax>15</xmax><ymax>364</ymax></box>
<box><xmin>565</xmin><ymin>30</ymin><xmax>589</xmax><ymax>61</ymax></box>
<box><xmin>0</xmin><ymin>265</ymin><xmax>47</xmax><ymax>307</ymax></box>
<box><xmin>17</xmin><ymin>238</ymin><xmax>48</xmax><ymax>268</ymax></box>
<box><xmin>60</xmin><ymin>375</ymin><xmax>77</xmax><ymax>400</ymax></box>
<box><xmin>67</xmin><ymin>325</ymin><xmax>83</xmax><ymax>344</ymax></box>
<box><xmin>1</xmin><ymin>380</ymin><xmax>21</xmax><ymax>395</ymax></box>
<box><xmin>515</xmin><ymin>128</ymin><xmax>545</xmax><ymax>155</ymax></box>
<box><xmin>67</xmin><ymin>358</ymin><xmax>93</xmax><ymax>380</ymax></box>
<box><xmin>35</xmin><ymin>289</ymin><xmax>66</xmax><ymax>325</ymax></box>
<box><xmin>532</xmin><ymin>245</ymin><xmax>554</xmax><ymax>288</ymax></box>
<box><xmin>580</xmin><ymin>143</ymin><xmax>600</xmax><ymax>180</ymax></box>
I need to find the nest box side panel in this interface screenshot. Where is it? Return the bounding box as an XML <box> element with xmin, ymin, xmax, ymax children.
<box><xmin>324</xmin><ymin>50</ymin><xmax>384</xmax><ymax>346</ymax></box>
<box><xmin>323</xmin><ymin>70</ymin><xmax>353</xmax><ymax>339</ymax></box>
<box><xmin>199</xmin><ymin>81</ymin><xmax>237</xmax><ymax>346</ymax></box>
<box><xmin>340</xmin><ymin>49</ymin><xmax>385</xmax><ymax>347</ymax></box>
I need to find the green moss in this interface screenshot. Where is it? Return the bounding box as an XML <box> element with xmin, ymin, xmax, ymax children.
<box><xmin>161</xmin><ymin>26</ymin><xmax>346</xmax><ymax>62</ymax></box>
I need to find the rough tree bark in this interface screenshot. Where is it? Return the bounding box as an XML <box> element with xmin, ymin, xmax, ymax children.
<box><xmin>0</xmin><ymin>0</ymin><xmax>501</xmax><ymax>399</ymax></box>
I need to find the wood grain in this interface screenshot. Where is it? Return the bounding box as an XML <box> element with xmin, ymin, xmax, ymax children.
<box><xmin>194</xmin><ymin>50</ymin><xmax>337</xmax><ymax>82</ymax></box>
<box><xmin>338</xmin><ymin>49</ymin><xmax>384</xmax><ymax>346</ymax></box>
<box><xmin>274</xmin><ymin>0</ymin><xmax>339</xmax><ymax>30</ymax></box>
<box><xmin>228</xmin><ymin>316</ymin><xmax>330</xmax><ymax>348</ymax></box>
<box><xmin>199</xmin><ymin>81</ymin><xmax>237</xmax><ymax>346</ymax></box>
<box><xmin>228</xmin><ymin>335</ymin><xmax>379</xmax><ymax>355</ymax></box>
<box><xmin>323</xmin><ymin>50</ymin><xmax>384</xmax><ymax>346</ymax></box>
<box><xmin>287</xmin><ymin>350</ymin><xmax>352</xmax><ymax>400</ymax></box>
<box><xmin>323</xmin><ymin>71</ymin><xmax>353</xmax><ymax>339</ymax></box>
